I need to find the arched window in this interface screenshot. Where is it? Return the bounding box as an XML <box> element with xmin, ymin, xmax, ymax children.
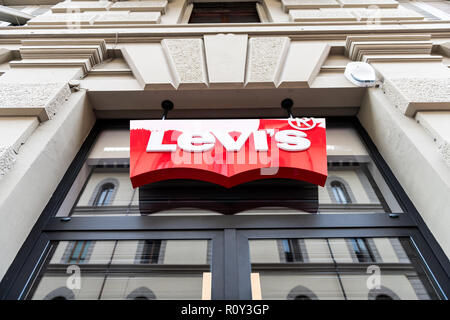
<box><xmin>294</xmin><ymin>294</ymin><xmax>311</xmax><ymax>300</ymax></box>
<box><xmin>93</xmin><ymin>183</ymin><xmax>115</xmax><ymax>206</ymax></box>
<box><xmin>375</xmin><ymin>294</ymin><xmax>393</xmax><ymax>300</ymax></box>
<box><xmin>287</xmin><ymin>285</ymin><xmax>318</xmax><ymax>300</ymax></box>
<box><xmin>330</xmin><ymin>180</ymin><xmax>352</xmax><ymax>204</ymax></box>
<box><xmin>43</xmin><ymin>287</ymin><xmax>75</xmax><ymax>300</ymax></box>
<box><xmin>126</xmin><ymin>287</ymin><xmax>156</xmax><ymax>300</ymax></box>
<box><xmin>368</xmin><ymin>286</ymin><xmax>401</xmax><ymax>300</ymax></box>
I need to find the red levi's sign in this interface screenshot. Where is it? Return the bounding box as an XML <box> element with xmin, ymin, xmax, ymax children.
<box><xmin>130</xmin><ymin>118</ymin><xmax>327</xmax><ymax>188</ymax></box>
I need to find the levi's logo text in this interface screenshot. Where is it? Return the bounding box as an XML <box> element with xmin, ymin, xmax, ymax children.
<box><xmin>130</xmin><ymin>118</ymin><xmax>327</xmax><ymax>188</ymax></box>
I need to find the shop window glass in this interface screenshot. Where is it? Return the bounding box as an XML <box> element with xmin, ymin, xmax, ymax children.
<box><xmin>56</xmin><ymin>125</ymin><xmax>404</xmax><ymax>217</ymax></box>
<box><xmin>27</xmin><ymin>239</ymin><xmax>212</xmax><ymax>300</ymax></box>
<box><xmin>249</xmin><ymin>237</ymin><xmax>439</xmax><ymax>300</ymax></box>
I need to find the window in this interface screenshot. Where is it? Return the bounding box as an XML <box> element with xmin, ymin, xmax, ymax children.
<box><xmin>93</xmin><ymin>183</ymin><xmax>115</xmax><ymax>206</ymax></box>
<box><xmin>67</xmin><ymin>241</ymin><xmax>92</xmax><ymax>264</ymax></box>
<box><xmin>139</xmin><ymin>240</ymin><xmax>162</xmax><ymax>264</ymax></box>
<box><xmin>375</xmin><ymin>294</ymin><xmax>393</xmax><ymax>300</ymax></box>
<box><xmin>281</xmin><ymin>239</ymin><xmax>303</xmax><ymax>262</ymax></box>
<box><xmin>188</xmin><ymin>2</ymin><xmax>260</xmax><ymax>23</ymax></box>
<box><xmin>330</xmin><ymin>181</ymin><xmax>352</xmax><ymax>204</ymax></box>
<box><xmin>294</xmin><ymin>295</ymin><xmax>311</xmax><ymax>300</ymax></box>
<box><xmin>349</xmin><ymin>238</ymin><xmax>374</xmax><ymax>263</ymax></box>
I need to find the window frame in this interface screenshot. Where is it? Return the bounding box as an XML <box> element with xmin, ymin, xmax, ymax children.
<box><xmin>0</xmin><ymin>117</ymin><xmax>449</xmax><ymax>300</ymax></box>
<box><xmin>180</xmin><ymin>0</ymin><xmax>269</xmax><ymax>24</ymax></box>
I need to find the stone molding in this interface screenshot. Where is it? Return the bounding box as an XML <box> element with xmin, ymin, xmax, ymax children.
<box><xmin>11</xmin><ymin>39</ymin><xmax>107</xmax><ymax>75</ymax></box>
<box><xmin>32</xmin><ymin>0</ymin><xmax>167</xmax><ymax>25</ymax></box>
<box><xmin>0</xmin><ymin>82</ymin><xmax>71</xmax><ymax>121</ymax></box>
<box><xmin>345</xmin><ymin>34</ymin><xmax>435</xmax><ymax>62</ymax></box>
<box><xmin>110</xmin><ymin>1</ymin><xmax>168</xmax><ymax>14</ymax></box>
<box><xmin>28</xmin><ymin>11</ymin><xmax>161</xmax><ymax>26</ymax></box>
<box><xmin>282</xmin><ymin>0</ymin><xmax>399</xmax><ymax>12</ymax></box>
<box><xmin>51</xmin><ymin>0</ymin><xmax>168</xmax><ymax>14</ymax></box>
<box><xmin>203</xmin><ymin>34</ymin><xmax>248</xmax><ymax>88</ymax></box>
<box><xmin>289</xmin><ymin>7</ymin><xmax>423</xmax><ymax>22</ymax></box>
<box><xmin>161</xmin><ymin>38</ymin><xmax>208</xmax><ymax>89</ymax></box>
<box><xmin>0</xmin><ymin>146</ymin><xmax>16</xmax><ymax>180</ymax></box>
<box><xmin>415</xmin><ymin>112</ymin><xmax>450</xmax><ymax>167</ymax></box>
<box><xmin>245</xmin><ymin>37</ymin><xmax>291</xmax><ymax>88</ymax></box>
<box><xmin>51</xmin><ymin>1</ymin><xmax>113</xmax><ymax>13</ymax></box>
<box><xmin>338</xmin><ymin>0</ymin><xmax>399</xmax><ymax>8</ymax></box>
<box><xmin>382</xmin><ymin>77</ymin><xmax>450</xmax><ymax>116</ymax></box>
<box><xmin>0</xmin><ymin>117</ymin><xmax>39</xmax><ymax>180</ymax></box>
<box><xmin>123</xmin><ymin>35</ymin><xmax>331</xmax><ymax>90</ymax></box>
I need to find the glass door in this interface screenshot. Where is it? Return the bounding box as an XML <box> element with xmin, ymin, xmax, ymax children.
<box><xmin>19</xmin><ymin>231</ymin><xmax>224</xmax><ymax>300</ymax></box>
<box><xmin>237</xmin><ymin>229</ymin><xmax>444</xmax><ymax>300</ymax></box>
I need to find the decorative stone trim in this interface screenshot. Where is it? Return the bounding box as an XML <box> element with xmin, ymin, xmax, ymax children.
<box><xmin>203</xmin><ymin>34</ymin><xmax>248</xmax><ymax>88</ymax></box>
<box><xmin>28</xmin><ymin>12</ymin><xmax>98</xmax><ymax>25</ymax></box>
<box><xmin>345</xmin><ymin>35</ymin><xmax>432</xmax><ymax>61</ymax></box>
<box><xmin>415</xmin><ymin>112</ymin><xmax>450</xmax><ymax>167</ymax></box>
<box><xmin>245</xmin><ymin>37</ymin><xmax>290</xmax><ymax>88</ymax></box>
<box><xmin>110</xmin><ymin>1</ymin><xmax>168</xmax><ymax>14</ymax></box>
<box><xmin>282</xmin><ymin>0</ymin><xmax>340</xmax><ymax>12</ymax></box>
<box><xmin>11</xmin><ymin>39</ymin><xmax>107</xmax><ymax>75</ymax></box>
<box><xmin>0</xmin><ymin>145</ymin><xmax>16</xmax><ymax>180</ymax></box>
<box><xmin>438</xmin><ymin>142</ymin><xmax>450</xmax><ymax>167</ymax></box>
<box><xmin>0</xmin><ymin>82</ymin><xmax>71</xmax><ymax>121</ymax></box>
<box><xmin>94</xmin><ymin>12</ymin><xmax>161</xmax><ymax>25</ymax></box>
<box><xmin>352</xmin><ymin>8</ymin><xmax>423</xmax><ymax>20</ymax></box>
<box><xmin>337</xmin><ymin>0</ymin><xmax>399</xmax><ymax>8</ymax></box>
<box><xmin>162</xmin><ymin>38</ymin><xmax>208</xmax><ymax>89</ymax></box>
<box><xmin>382</xmin><ymin>77</ymin><xmax>450</xmax><ymax>116</ymax></box>
<box><xmin>10</xmin><ymin>59</ymin><xmax>93</xmax><ymax>75</ymax></box>
<box><xmin>28</xmin><ymin>12</ymin><xmax>161</xmax><ymax>26</ymax></box>
<box><xmin>51</xmin><ymin>1</ymin><xmax>113</xmax><ymax>13</ymax></box>
<box><xmin>290</xmin><ymin>7</ymin><xmax>423</xmax><ymax>22</ymax></box>
<box><xmin>21</xmin><ymin>40</ymin><xmax>106</xmax><ymax>65</ymax></box>
<box><xmin>290</xmin><ymin>8</ymin><xmax>356</xmax><ymax>22</ymax></box>
<box><xmin>362</xmin><ymin>54</ymin><xmax>442</xmax><ymax>63</ymax></box>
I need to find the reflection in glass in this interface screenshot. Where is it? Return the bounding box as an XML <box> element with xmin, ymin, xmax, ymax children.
<box><xmin>249</xmin><ymin>237</ymin><xmax>439</xmax><ymax>300</ymax></box>
<box><xmin>28</xmin><ymin>240</ymin><xmax>211</xmax><ymax>300</ymax></box>
<box><xmin>330</xmin><ymin>181</ymin><xmax>351</xmax><ymax>204</ymax></box>
<box><xmin>93</xmin><ymin>183</ymin><xmax>115</xmax><ymax>206</ymax></box>
<box><xmin>59</xmin><ymin>126</ymin><xmax>403</xmax><ymax>217</ymax></box>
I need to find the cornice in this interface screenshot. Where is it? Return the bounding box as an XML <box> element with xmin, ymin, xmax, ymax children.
<box><xmin>0</xmin><ymin>22</ymin><xmax>449</xmax><ymax>44</ymax></box>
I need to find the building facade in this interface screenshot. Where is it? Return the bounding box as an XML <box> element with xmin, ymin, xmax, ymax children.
<box><xmin>0</xmin><ymin>0</ymin><xmax>449</xmax><ymax>300</ymax></box>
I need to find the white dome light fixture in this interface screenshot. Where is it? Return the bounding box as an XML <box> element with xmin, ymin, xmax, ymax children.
<box><xmin>344</xmin><ymin>62</ymin><xmax>377</xmax><ymax>87</ymax></box>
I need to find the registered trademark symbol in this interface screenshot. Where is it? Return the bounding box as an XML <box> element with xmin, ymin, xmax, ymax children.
<box><xmin>288</xmin><ymin>117</ymin><xmax>317</xmax><ymax>131</ymax></box>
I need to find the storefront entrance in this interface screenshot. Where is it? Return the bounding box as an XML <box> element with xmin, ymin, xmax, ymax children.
<box><xmin>1</xmin><ymin>118</ymin><xmax>448</xmax><ymax>300</ymax></box>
